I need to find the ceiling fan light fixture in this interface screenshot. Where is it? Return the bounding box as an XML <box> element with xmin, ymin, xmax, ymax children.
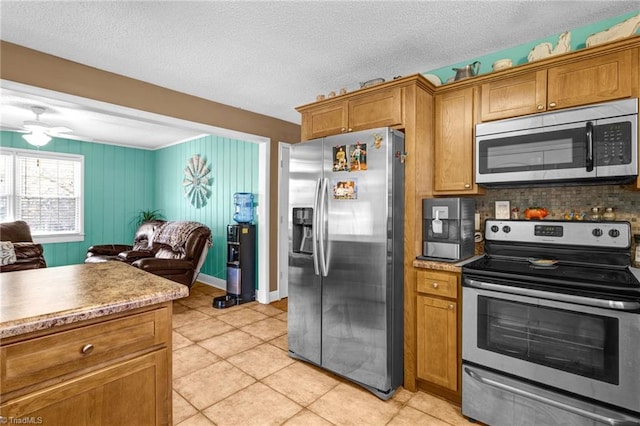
<box><xmin>23</xmin><ymin>131</ymin><xmax>52</xmax><ymax>147</ymax></box>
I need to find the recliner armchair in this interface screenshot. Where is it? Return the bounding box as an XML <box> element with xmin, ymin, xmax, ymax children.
<box><xmin>0</xmin><ymin>220</ymin><xmax>47</xmax><ymax>272</ymax></box>
<box><xmin>85</xmin><ymin>220</ymin><xmax>165</xmax><ymax>263</ymax></box>
<box><xmin>85</xmin><ymin>220</ymin><xmax>212</xmax><ymax>288</ymax></box>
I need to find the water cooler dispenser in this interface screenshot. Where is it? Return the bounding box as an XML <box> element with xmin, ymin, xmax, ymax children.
<box><xmin>213</xmin><ymin>193</ymin><xmax>257</xmax><ymax>309</ymax></box>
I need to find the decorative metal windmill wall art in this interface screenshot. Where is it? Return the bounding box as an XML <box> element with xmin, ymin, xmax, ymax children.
<box><xmin>183</xmin><ymin>154</ymin><xmax>212</xmax><ymax>208</ymax></box>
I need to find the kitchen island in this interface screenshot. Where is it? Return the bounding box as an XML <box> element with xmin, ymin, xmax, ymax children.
<box><xmin>0</xmin><ymin>262</ymin><xmax>188</xmax><ymax>425</ymax></box>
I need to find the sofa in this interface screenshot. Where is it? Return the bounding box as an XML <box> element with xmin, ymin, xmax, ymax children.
<box><xmin>85</xmin><ymin>220</ymin><xmax>212</xmax><ymax>288</ymax></box>
<box><xmin>0</xmin><ymin>220</ymin><xmax>47</xmax><ymax>272</ymax></box>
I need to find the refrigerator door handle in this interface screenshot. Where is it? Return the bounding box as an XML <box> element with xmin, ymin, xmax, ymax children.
<box><xmin>318</xmin><ymin>177</ymin><xmax>329</xmax><ymax>277</ymax></box>
<box><xmin>312</xmin><ymin>178</ymin><xmax>321</xmax><ymax>276</ymax></box>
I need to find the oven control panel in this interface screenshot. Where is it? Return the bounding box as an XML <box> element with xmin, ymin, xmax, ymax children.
<box><xmin>484</xmin><ymin>220</ymin><xmax>631</xmax><ymax>248</ymax></box>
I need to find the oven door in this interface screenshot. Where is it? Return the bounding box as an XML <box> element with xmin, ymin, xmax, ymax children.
<box><xmin>462</xmin><ymin>283</ymin><xmax>640</xmax><ymax>413</ymax></box>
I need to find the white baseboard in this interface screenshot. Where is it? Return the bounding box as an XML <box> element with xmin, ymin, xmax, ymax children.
<box><xmin>195</xmin><ymin>273</ymin><xmax>280</xmax><ymax>305</ymax></box>
<box><xmin>195</xmin><ymin>273</ymin><xmax>226</xmax><ymax>291</ymax></box>
<box><xmin>269</xmin><ymin>290</ymin><xmax>282</xmax><ymax>303</ymax></box>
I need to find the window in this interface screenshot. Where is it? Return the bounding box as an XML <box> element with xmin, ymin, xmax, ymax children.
<box><xmin>0</xmin><ymin>148</ymin><xmax>84</xmax><ymax>243</ymax></box>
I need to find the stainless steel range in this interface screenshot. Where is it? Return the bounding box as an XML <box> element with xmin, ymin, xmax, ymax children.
<box><xmin>462</xmin><ymin>219</ymin><xmax>640</xmax><ymax>426</ymax></box>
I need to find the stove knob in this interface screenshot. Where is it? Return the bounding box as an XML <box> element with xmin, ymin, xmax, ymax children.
<box><xmin>592</xmin><ymin>228</ymin><xmax>603</xmax><ymax>237</ymax></box>
<box><xmin>609</xmin><ymin>229</ymin><xmax>620</xmax><ymax>238</ymax></box>
<box><xmin>490</xmin><ymin>225</ymin><xmax>499</xmax><ymax>233</ymax></box>
<box><xmin>502</xmin><ymin>225</ymin><xmax>511</xmax><ymax>233</ymax></box>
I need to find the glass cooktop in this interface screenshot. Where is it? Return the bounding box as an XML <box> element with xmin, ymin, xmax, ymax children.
<box><xmin>463</xmin><ymin>255</ymin><xmax>640</xmax><ymax>297</ymax></box>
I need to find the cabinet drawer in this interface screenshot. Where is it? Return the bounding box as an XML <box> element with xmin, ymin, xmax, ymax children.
<box><xmin>417</xmin><ymin>270</ymin><xmax>458</xmax><ymax>298</ymax></box>
<box><xmin>1</xmin><ymin>307</ymin><xmax>169</xmax><ymax>394</ymax></box>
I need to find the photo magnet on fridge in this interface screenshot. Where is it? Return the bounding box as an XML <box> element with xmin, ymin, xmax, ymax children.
<box><xmin>333</xmin><ymin>178</ymin><xmax>357</xmax><ymax>200</ymax></box>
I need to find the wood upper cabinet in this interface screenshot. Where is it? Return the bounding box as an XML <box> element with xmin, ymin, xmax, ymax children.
<box><xmin>481</xmin><ymin>49</ymin><xmax>634</xmax><ymax>122</ymax></box>
<box><xmin>416</xmin><ymin>270</ymin><xmax>460</xmax><ymax>395</ymax></box>
<box><xmin>299</xmin><ymin>87</ymin><xmax>403</xmax><ymax>140</ymax></box>
<box><xmin>480</xmin><ymin>70</ymin><xmax>547</xmax><ymax>121</ymax></box>
<box><xmin>433</xmin><ymin>87</ymin><xmax>482</xmax><ymax>194</ymax></box>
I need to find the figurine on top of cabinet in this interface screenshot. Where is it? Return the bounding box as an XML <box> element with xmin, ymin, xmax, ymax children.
<box><xmin>528</xmin><ymin>31</ymin><xmax>571</xmax><ymax>62</ymax></box>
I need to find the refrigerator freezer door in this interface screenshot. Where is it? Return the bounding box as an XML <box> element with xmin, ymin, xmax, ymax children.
<box><xmin>321</xmin><ymin>128</ymin><xmax>403</xmax><ymax>394</ymax></box>
<box><xmin>288</xmin><ymin>139</ymin><xmax>323</xmax><ymax>365</ymax></box>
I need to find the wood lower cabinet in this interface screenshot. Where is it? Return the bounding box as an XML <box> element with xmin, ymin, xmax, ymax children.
<box><xmin>433</xmin><ymin>87</ymin><xmax>483</xmax><ymax>195</ymax></box>
<box><xmin>415</xmin><ymin>269</ymin><xmax>461</xmax><ymax>403</ymax></box>
<box><xmin>0</xmin><ymin>303</ymin><xmax>172</xmax><ymax>425</ymax></box>
<box><xmin>481</xmin><ymin>49</ymin><xmax>635</xmax><ymax>122</ymax></box>
<box><xmin>298</xmin><ymin>86</ymin><xmax>403</xmax><ymax>140</ymax></box>
<box><xmin>1</xmin><ymin>350</ymin><xmax>168</xmax><ymax>425</ymax></box>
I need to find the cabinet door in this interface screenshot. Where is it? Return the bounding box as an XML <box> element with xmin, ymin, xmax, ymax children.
<box><xmin>547</xmin><ymin>50</ymin><xmax>633</xmax><ymax>110</ymax></box>
<box><xmin>0</xmin><ymin>349</ymin><xmax>169</xmax><ymax>425</ymax></box>
<box><xmin>480</xmin><ymin>70</ymin><xmax>547</xmax><ymax>121</ymax></box>
<box><xmin>417</xmin><ymin>295</ymin><xmax>458</xmax><ymax>391</ymax></box>
<box><xmin>348</xmin><ymin>87</ymin><xmax>403</xmax><ymax>131</ymax></box>
<box><xmin>434</xmin><ymin>88</ymin><xmax>479</xmax><ymax>194</ymax></box>
<box><xmin>302</xmin><ymin>102</ymin><xmax>348</xmax><ymax>140</ymax></box>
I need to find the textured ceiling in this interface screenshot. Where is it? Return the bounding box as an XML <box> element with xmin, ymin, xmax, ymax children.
<box><xmin>1</xmin><ymin>1</ymin><xmax>639</xmax><ymax>148</ymax></box>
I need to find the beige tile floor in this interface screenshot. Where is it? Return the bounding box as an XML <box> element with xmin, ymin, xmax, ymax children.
<box><xmin>172</xmin><ymin>283</ymin><xmax>472</xmax><ymax>426</ymax></box>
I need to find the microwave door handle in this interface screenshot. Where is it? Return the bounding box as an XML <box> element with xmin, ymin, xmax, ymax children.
<box><xmin>586</xmin><ymin>121</ymin><xmax>594</xmax><ymax>172</ymax></box>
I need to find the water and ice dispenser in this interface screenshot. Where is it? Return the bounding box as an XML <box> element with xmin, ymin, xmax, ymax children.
<box><xmin>213</xmin><ymin>192</ymin><xmax>257</xmax><ymax>309</ymax></box>
<box><xmin>292</xmin><ymin>207</ymin><xmax>313</xmax><ymax>254</ymax></box>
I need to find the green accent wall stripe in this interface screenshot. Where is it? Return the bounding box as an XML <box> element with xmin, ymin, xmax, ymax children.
<box><xmin>1</xmin><ymin>130</ymin><xmax>157</xmax><ymax>268</ymax></box>
<box><xmin>154</xmin><ymin>135</ymin><xmax>259</xmax><ymax>280</ymax></box>
<box><xmin>1</xmin><ymin>131</ymin><xmax>258</xmax><ymax>282</ymax></box>
<box><xmin>425</xmin><ymin>10</ymin><xmax>640</xmax><ymax>84</ymax></box>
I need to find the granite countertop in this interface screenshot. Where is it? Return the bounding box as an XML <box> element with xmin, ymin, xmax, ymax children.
<box><xmin>0</xmin><ymin>262</ymin><xmax>189</xmax><ymax>339</ymax></box>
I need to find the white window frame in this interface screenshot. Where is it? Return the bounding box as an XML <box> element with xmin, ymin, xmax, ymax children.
<box><xmin>0</xmin><ymin>147</ymin><xmax>85</xmax><ymax>244</ymax></box>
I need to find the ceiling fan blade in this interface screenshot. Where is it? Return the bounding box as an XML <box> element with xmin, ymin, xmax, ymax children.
<box><xmin>49</xmin><ymin>126</ymin><xmax>72</xmax><ymax>133</ymax></box>
<box><xmin>0</xmin><ymin>124</ymin><xmax>28</xmax><ymax>133</ymax></box>
<box><xmin>53</xmin><ymin>132</ymin><xmax>93</xmax><ymax>142</ymax></box>
<box><xmin>23</xmin><ymin>122</ymin><xmax>50</xmax><ymax>132</ymax></box>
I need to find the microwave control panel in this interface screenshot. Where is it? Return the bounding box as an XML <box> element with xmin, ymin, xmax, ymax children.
<box><xmin>596</xmin><ymin>122</ymin><xmax>632</xmax><ymax>166</ymax></box>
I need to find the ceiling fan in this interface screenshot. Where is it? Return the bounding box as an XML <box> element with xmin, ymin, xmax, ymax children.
<box><xmin>2</xmin><ymin>106</ymin><xmax>78</xmax><ymax>147</ymax></box>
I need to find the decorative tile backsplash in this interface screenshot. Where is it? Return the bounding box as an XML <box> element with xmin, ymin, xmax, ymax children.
<box><xmin>470</xmin><ymin>184</ymin><xmax>640</xmax><ymax>262</ymax></box>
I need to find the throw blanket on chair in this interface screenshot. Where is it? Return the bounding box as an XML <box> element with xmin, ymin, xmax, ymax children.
<box><xmin>153</xmin><ymin>221</ymin><xmax>211</xmax><ymax>252</ymax></box>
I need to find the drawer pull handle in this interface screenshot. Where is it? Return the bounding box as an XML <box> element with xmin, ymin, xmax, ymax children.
<box><xmin>81</xmin><ymin>344</ymin><xmax>94</xmax><ymax>355</ymax></box>
<box><xmin>432</xmin><ymin>283</ymin><xmax>439</xmax><ymax>288</ymax></box>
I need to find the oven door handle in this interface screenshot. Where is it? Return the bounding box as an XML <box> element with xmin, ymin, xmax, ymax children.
<box><xmin>464</xmin><ymin>278</ymin><xmax>640</xmax><ymax>311</ymax></box>
<box><xmin>465</xmin><ymin>367</ymin><xmax>638</xmax><ymax>426</ymax></box>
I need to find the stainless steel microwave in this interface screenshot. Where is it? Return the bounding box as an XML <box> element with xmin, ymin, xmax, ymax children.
<box><xmin>475</xmin><ymin>98</ymin><xmax>638</xmax><ymax>187</ymax></box>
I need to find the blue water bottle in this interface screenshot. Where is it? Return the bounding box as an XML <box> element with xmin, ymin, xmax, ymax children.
<box><xmin>233</xmin><ymin>192</ymin><xmax>254</xmax><ymax>223</ymax></box>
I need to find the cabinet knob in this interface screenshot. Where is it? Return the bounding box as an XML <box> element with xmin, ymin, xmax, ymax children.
<box><xmin>464</xmin><ymin>183</ymin><xmax>471</xmax><ymax>188</ymax></box>
<box><xmin>448</xmin><ymin>304</ymin><xmax>454</xmax><ymax>310</ymax></box>
<box><xmin>548</xmin><ymin>102</ymin><xmax>557</xmax><ymax>108</ymax></box>
<box><xmin>537</xmin><ymin>104</ymin><xmax>544</xmax><ymax>111</ymax></box>
<box><xmin>432</xmin><ymin>283</ymin><xmax>439</xmax><ymax>288</ymax></box>
<box><xmin>341</xmin><ymin>127</ymin><xmax>347</xmax><ymax>133</ymax></box>
<box><xmin>347</xmin><ymin>128</ymin><xmax>353</xmax><ymax>132</ymax></box>
<box><xmin>81</xmin><ymin>344</ymin><xmax>94</xmax><ymax>355</ymax></box>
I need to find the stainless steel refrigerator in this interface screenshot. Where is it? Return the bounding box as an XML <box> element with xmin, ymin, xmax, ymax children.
<box><xmin>287</xmin><ymin>127</ymin><xmax>404</xmax><ymax>400</ymax></box>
